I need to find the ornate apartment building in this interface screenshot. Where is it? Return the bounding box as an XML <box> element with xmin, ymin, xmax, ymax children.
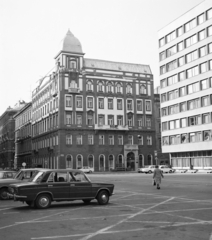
<box><xmin>31</xmin><ymin>30</ymin><xmax>156</xmax><ymax>171</ymax></box>
<box><xmin>159</xmin><ymin>0</ymin><xmax>212</xmax><ymax>169</ymax></box>
<box><xmin>14</xmin><ymin>102</ymin><xmax>32</xmax><ymax>169</ymax></box>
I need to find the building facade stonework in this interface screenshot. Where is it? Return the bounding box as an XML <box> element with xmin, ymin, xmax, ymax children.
<box><xmin>31</xmin><ymin>30</ymin><xmax>156</xmax><ymax>171</ymax></box>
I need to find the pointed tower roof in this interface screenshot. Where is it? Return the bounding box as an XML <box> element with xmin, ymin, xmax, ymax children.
<box><xmin>62</xmin><ymin>29</ymin><xmax>83</xmax><ymax>54</ymax></box>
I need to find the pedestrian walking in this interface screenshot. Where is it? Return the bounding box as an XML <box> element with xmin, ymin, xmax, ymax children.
<box><xmin>153</xmin><ymin>165</ymin><xmax>164</xmax><ymax>189</ymax></box>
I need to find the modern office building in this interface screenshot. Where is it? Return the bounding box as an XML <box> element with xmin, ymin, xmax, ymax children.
<box><xmin>14</xmin><ymin>102</ymin><xmax>32</xmax><ymax>169</ymax></box>
<box><xmin>31</xmin><ymin>30</ymin><xmax>156</xmax><ymax>171</ymax></box>
<box><xmin>159</xmin><ymin>0</ymin><xmax>212</xmax><ymax>169</ymax></box>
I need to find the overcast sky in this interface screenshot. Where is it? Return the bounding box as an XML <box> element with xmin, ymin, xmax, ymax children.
<box><xmin>0</xmin><ymin>0</ymin><xmax>204</xmax><ymax>115</ymax></box>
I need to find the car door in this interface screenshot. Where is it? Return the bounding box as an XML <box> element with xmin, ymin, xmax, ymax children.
<box><xmin>47</xmin><ymin>172</ymin><xmax>70</xmax><ymax>199</ymax></box>
<box><xmin>69</xmin><ymin>172</ymin><xmax>93</xmax><ymax>199</ymax></box>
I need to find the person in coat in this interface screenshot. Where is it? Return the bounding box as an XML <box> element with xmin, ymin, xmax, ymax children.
<box><xmin>153</xmin><ymin>165</ymin><xmax>164</xmax><ymax>189</ymax></box>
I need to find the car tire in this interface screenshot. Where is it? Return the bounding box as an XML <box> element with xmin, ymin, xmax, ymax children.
<box><xmin>36</xmin><ymin>194</ymin><xmax>51</xmax><ymax>209</ymax></box>
<box><xmin>83</xmin><ymin>199</ymin><xmax>91</xmax><ymax>204</ymax></box>
<box><xmin>97</xmin><ymin>190</ymin><xmax>109</xmax><ymax>205</ymax></box>
<box><xmin>89</xmin><ymin>171</ymin><xmax>92</xmax><ymax>173</ymax></box>
<box><xmin>169</xmin><ymin>170</ymin><xmax>172</xmax><ymax>173</ymax></box>
<box><xmin>0</xmin><ymin>188</ymin><xmax>9</xmax><ymax>200</ymax></box>
<box><xmin>148</xmin><ymin>170</ymin><xmax>152</xmax><ymax>174</ymax></box>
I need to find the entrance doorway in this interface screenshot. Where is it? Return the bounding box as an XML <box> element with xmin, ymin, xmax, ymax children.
<box><xmin>127</xmin><ymin>152</ymin><xmax>135</xmax><ymax>171</ymax></box>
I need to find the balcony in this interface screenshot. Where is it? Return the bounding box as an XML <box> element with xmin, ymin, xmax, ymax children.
<box><xmin>68</xmin><ymin>87</ymin><xmax>80</xmax><ymax>94</ymax></box>
<box><xmin>94</xmin><ymin>124</ymin><xmax>129</xmax><ymax>131</ymax></box>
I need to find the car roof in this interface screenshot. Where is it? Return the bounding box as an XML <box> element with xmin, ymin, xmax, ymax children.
<box><xmin>0</xmin><ymin>170</ymin><xmax>16</xmax><ymax>173</ymax></box>
<box><xmin>32</xmin><ymin>169</ymin><xmax>83</xmax><ymax>173</ymax></box>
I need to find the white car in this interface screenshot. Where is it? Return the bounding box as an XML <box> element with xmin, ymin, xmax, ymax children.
<box><xmin>138</xmin><ymin>165</ymin><xmax>156</xmax><ymax>174</ymax></box>
<box><xmin>78</xmin><ymin>166</ymin><xmax>94</xmax><ymax>173</ymax></box>
<box><xmin>159</xmin><ymin>165</ymin><xmax>175</xmax><ymax>173</ymax></box>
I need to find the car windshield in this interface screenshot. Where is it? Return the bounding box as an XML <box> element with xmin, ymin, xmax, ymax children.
<box><xmin>15</xmin><ymin>170</ymin><xmax>39</xmax><ymax>181</ymax></box>
<box><xmin>28</xmin><ymin>171</ymin><xmax>46</xmax><ymax>182</ymax></box>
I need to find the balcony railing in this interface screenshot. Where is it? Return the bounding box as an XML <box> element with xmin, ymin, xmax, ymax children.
<box><xmin>94</xmin><ymin>124</ymin><xmax>129</xmax><ymax>131</ymax></box>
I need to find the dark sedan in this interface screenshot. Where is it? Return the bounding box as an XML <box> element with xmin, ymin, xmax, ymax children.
<box><xmin>8</xmin><ymin>169</ymin><xmax>115</xmax><ymax>209</ymax></box>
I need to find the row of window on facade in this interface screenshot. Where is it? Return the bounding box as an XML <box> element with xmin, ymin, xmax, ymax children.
<box><xmin>161</xmin><ymin>77</ymin><xmax>212</xmax><ymax>104</ymax></box>
<box><xmin>162</xmin><ymin>94</ymin><xmax>212</xmax><ymax>117</ymax></box>
<box><xmin>16</xmin><ymin>124</ymin><xmax>32</xmax><ymax>139</ymax></box>
<box><xmin>162</xmin><ymin>111</ymin><xmax>212</xmax><ymax>131</ymax></box>
<box><xmin>160</xmin><ymin>26</ymin><xmax>212</xmax><ymax>62</ymax></box>
<box><xmin>85</xmin><ymin>80</ymin><xmax>150</xmax><ymax>95</ymax></box>
<box><xmin>32</xmin><ymin>79</ymin><xmax>58</xmax><ymax>109</ymax></box>
<box><xmin>66</xmin><ymin>96</ymin><xmax>152</xmax><ymax>112</ymax></box>
<box><xmin>159</xmin><ymin>8</ymin><xmax>212</xmax><ymax>47</ymax></box>
<box><xmin>32</xmin><ymin>134</ymin><xmax>153</xmax><ymax>149</ymax></box>
<box><xmin>163</xmin><ymin>129</ymin><xmax>212</xmax><ymax>146</ymax></box>
<box><xmin>160</xmin><ymin>43</ymin><xmax>212</xmax><ymax>76</ymax></box>
<box><xmin>171</xmin><ymin>150</ymin><xmax>212</xmax><ymax>158</ymax></box>
<box><xmin>16</xmin><ymin>110</ymin><xmax>32</xmax><ymax>129</ymax></box>
<box><xmin>65</xmin><ymin>113</ymin><xmax>152</xmax><ymax>128</ymax></box>
<box><xmin>171</xmin><ymin>157</ymin><xmax>212</xmax><ymax>168</ymax></box>
<box><xmin>32</xmin><ymin>97</ymin><xmax>58</xmax><ymax>121</ymax></box>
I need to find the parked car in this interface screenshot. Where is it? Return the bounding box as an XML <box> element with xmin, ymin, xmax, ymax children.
<box><xmin>0</xmin><ymin>171</ymin><xmax>17</xmax><ymax>179</ymax></box>
<box><xmin>138</xmin><ymin>165</ymin><xmax>156</xmax><ymax>174</ymax></box>
<box><xmin>159</xmin><ymin>165</ymin><xmax>175</xmax><ymax>173</ymax></box>
<box><xmin>0</xmin><ymin>168</ymin><xmax>42</xmax><ymax>200</ymax></box>
<box><xmin>78</xmin><ymin>166</ymin><xmax>94</xmax><ymax>173</ymax></box>
<box><xmin>7</xmin><ymin>169</ymin><xmax>114</xmax><ymax>209</ymax></box>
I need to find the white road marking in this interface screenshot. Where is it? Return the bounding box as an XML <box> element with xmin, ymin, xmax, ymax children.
<box><xmin>78</xmin><ymin>197</ymin><xmax>175</xmax><ymax>240</ymax></box>
<box><xmin>3</xmin><ymin>212</ymin><xmax>19</xmax><ymax>214</ymax></box>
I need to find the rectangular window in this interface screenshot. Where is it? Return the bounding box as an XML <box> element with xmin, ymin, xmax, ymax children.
<box><xmin>98</xmin><ymin>115</ymin><xmax>105</xmax><ymax>126</ymax></box>
<box><xmin>76</xmin><ymin>135</ymin><xmax>82</xmax><ymax>145</ymax></box>
<box><xmin>138</xmin><ymin>116</ymin><xmax>143</xmax><ymax>127</ymax></box>
<box><xmin>145</xmin><ymin>100</ymin><xmax>151</xmax><ymax>111</ymax></box>
<box><xmin>138</xmin><ymin>135</ymin><xmax>143</xmax><ymax>145</ymax></box>
<box><xmin>200</xmin><ymin>62</ymin><xmax>207</xmax><ymax>73</ymax></box>
<box><xmin>167</xmin><ymin>60</ymin><xmax>177</xmax><ymax>72</ymax></box>
<box><xmin>203</xmin><ymin>113</ymin><xmax>209</xmax><ymax>124</ymax></box>
<box><xmin>76</xmin><ymin>96</ymin><xmax>82</xmax><ymax>108</ymax></box>
<box><xmin>117</xmin><ymin>115</ymin><xmax>123</xmax><ymax>126</ymax></box>
<box><xmin>66</xmin><ymin>134</ymin><xmax>72</xmax><ymax>145</ymax></box>
<box><xmin>166</xmin><ymin>45</ymin><xmax>177</xmax><ymax>57</ymax></box>
<box><xmin>209</xmin><ymin>43</ymin><xmax>212</xmax><ymax>53</ymax></box>
<box><xmin>208</xmin><ymin>26</ymin><xmax>212</xmax><ymax>36</ymax></box>
<box><xmin>207</xmin><ymin>8</ymin><xmax>212</xmax><ymax>19</ymax></box>
<box><xmin>66</xmin><ymin>96</ymin><xmax>72</xmax><ymax>107</ymax></box>
<box><xmin>109</xmin><ymin>135</ymin><xmax>114</xmax><ymax>145</ymax></box>
<box><xmin>127</xmin><ymin>100</ymin><xmax>133</xmax><ymax>110</ymax></box>
<box><xmin>186</xmin><ymin>35</ymin><xmax>197</xmax><ymax>47</ymax></box>
<box><xmin>178</xmin><ymin>57</ymin><xmax>184</xmax><ymax>67</ymax></box>
<box><xmin>87</xmin><ymin>97</ymin><xmax>93</xmax><ymax>108</ymax></box>
<box><xmin>186</xmin><ymin>66</ymin><xmax>198</xmax><ymax>79</ymax></box>
<box><xmin>159</xmin><ymin>38</ymin><xmax>165</xmax><ymax>47</ymax></box>
<box><xmin>198</xmin><ymin>13</ymin><xmax>204</xmax><ymax>25</ymax></box>
<box><xmin>108</xmin><ymin>116</ymin><xmax>114</xmax><ymax>126</ymax></box>
<box><xmin>137</xmin><ymin>100</ymin><xmax>143</xmax><ymax>111</ymax></box>
<box><xmin>201</xmin><ymin>79</ymin><xmax>208</xmax><ymax>90</ymax></box>
<box><xmin>180</xmin><ymin>86</ymin><xmax>186</xmax><ymax>96</ymax></box>
<box><xmin>118</xmin><ymin>135</ymin><xmax>123</xmax><ymax>145</ymax></box>
<box><xmin>178</xmin><ymin>41</ymin><xmax>183</xmax><ymax>51</ymax></box>
<box><xmin>199</xmin><ymin>46</ymin><xmax>206</xmax><ymax>57</ymax></box>
<box><xmin>87</xmin><ymin>115</ymin><xmax>93</xmax><ymax>125</ymax></box>
<box><xmin>198</xmin><ymin>30</ymin><xmax>205</xmax><ymax>41</ymax></box>
<box><xmin>88</xmin><ymin>134</ymin><xmax>94</xmax><ymax>145</ymax></box>
<box><xmin>181</xmin><ymin>118</ymin><xmax>186</xmax><ymax>128</ymax></box>
<box><xmin>160</xmin><ymin>51</ymin><xmax>165</xmax><ymax>61</ymax></box>
<box><xmin>128</xmin><ymin>116</ymin><xmax>133</xmax><ymax>127</ymax></box>
<box><xmin>128</xmin><ymin>135</ymin><xmax>133</xmax><ymax>145</ymax></box>
<box><xmin>76</xmin><ymin>115</ymin><xmax>82</xmax><ymax>125</ymax></box>
<box><xmin>160</xmin><ymin>65</ymin><xmax>165</xmax><ymax>74</ymax></box>
<box><xmin>202</xmin><ymin>96</ymin><xmax>209</xmax><ymax>106</ymax></box>
<box><xmin>146</xmin><ymin>117</ymin><xmax>151</xmax><ymax>127</ymax></box>
<box><xmin>147</xmin><ymin>136</ymin><xmax>152</xmax><ymax>145</ymax></box>
<box><xmin>108</xmin><ymin>99</ymin><xmax>113</xmax><ymax>109</ymax></box>
<box><xmin>99</xmin><ymin>135</ymin><xmax>104</xmax><ymax>145</ymax></box>
<box><xmin>65</xmin><ymin>113</ymin><xmax>72</xmax><ymax>125</ymax></box>
<box><xmin>117</xmin><ymin>99</ymin><xmax>122</xmax><ymax>110</ymax></box>
<box><xmin>185</xmin><ymin>18</ymin><xmax>196</xmax><ymax>32</ymax></box>
<box><xmin>177</xmin><ymin>26</ymin><xmax>183</xmax><ymax>36</ymax></box>
<box><xmin>98</xmin><ymin>98</ymin><xmax>104</xmax><ymax>109</ymax></box>
<box><xmin>179</xmin><ymin>71</ymin><xmax>185</xmax><ymax>81</ymax></box>
<box><xmin>186</xmin><ymin>50</ymin><xmax>198</xmax><ymax>63</ymax></box>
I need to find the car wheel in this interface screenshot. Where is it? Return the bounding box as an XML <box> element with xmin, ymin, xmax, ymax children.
<box><xmin>89</xmin><ymin>170</ymin><xmax>92</xmax><ymax>173</ymax></box>
<box><xmin>83</xmin><ymin>199</ymin><xmax>91</xmax><ymax>204</ymax></box>
<box><xmin>36</xmin><ymin>194</ymin><xmax>51</xmax><ymax>209</ymax></box>
<box><xmin>0</xmin><ymin>188</ymin><xmax>9</xmax><ymax>200</ymax></box>
<box><xmin>169</xmin><ymin>170</ymin><xmax>172</xmax><ymax>173</ymax></box>
<box><xmin>148</xmin><ymin>170</ymin><xmax>152</xmax><ymax>174</ymax></box>
<box><xmin>97</xmin><ymin>190</ymin><xmax>109</xmax><ymax>205</ymax></box>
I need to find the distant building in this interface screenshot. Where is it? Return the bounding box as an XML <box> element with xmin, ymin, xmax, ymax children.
<box><xmin>159</xmin><ymin>0</ymin><xmax>212</xmax><ymax>169</ymax></box>
<box><xmin>14</xmin><ymin>102</ymin><xmax>32</xmax><ymax>169</ymax></box>
<box><xmin>0</xmin><ymin>101</ymin><xmax>26</xmax><ymax>169</ymax></box>
<box><xmin>31</xmin><ymin>30</ymin><xmax>156</xmax><ymax>171</ymax></box>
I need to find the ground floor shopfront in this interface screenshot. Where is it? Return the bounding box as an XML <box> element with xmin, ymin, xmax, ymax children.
<box><xmin>170</xmin><ymin>150</ymin><xmax>212</xmax><ymax>169</ymax></box>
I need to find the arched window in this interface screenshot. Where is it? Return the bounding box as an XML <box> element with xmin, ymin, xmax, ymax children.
<box><xmin>88</xmin><ymin>154</ymin><xmax>94</xmax><ymax>168</ymax></box>
<box><xmin>139</xmin><ymin>154</ymin><xmax>144</xmax><ymax>167</ymax></box>
<box><xmin>147</xmin><ymin>154</ymin><xmax>152</xmax><ymax>165</ymax></box>
<box><xmin>99</xmin><ymin>154</ymin><xmax>105</xmax><ymax>171</ymax></box>
<box><xmin>77</xmin><ymin>155</ymin><xmax>83</xmax><ymax>168</ymax></box>
<box><xmin>108</xmin><ymin>155</ymin><xmax>114</xmax><ymax>170</ymax></box>
<box><xmin>66</xmin><ymin>155</ymin><xmax>73</xmax><ymax>169</ymax></box>
<box><xmin>86</xmin><ymin>81</ymin><xmax>93</xmax><ymax>91</ymax></box>
<box><xmin>107</xmin><ymin>82</ymin><xmax>113</xmax><ymax>93</ymax></box>
<box><xmin>126</xmin><ymin>84</ymin><xmax>132</xmax><ymax>94</ymax></box>
<box><xmin>116</xmin><ymin>83</ymin><xmax>122</xmax><ymax>93</ymax></box>
<box><xmin>98</xmin><ymin>82</ymin><xmax>104</xmax><ymax>92</ymax></box>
